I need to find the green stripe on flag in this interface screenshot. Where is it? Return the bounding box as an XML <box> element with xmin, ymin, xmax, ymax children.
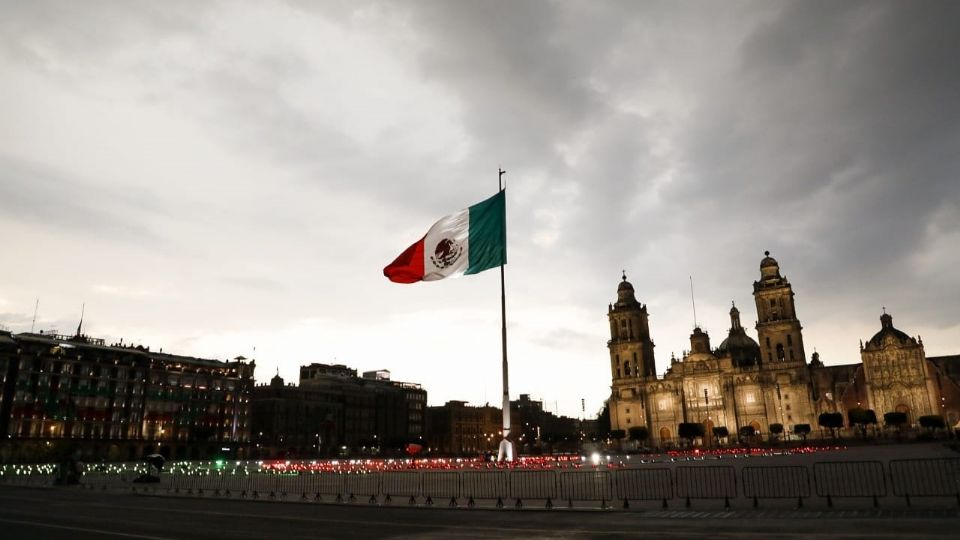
<box><xmin>466</xmin><ymin>190</ymin><xmax>506</xmax><ymax>274</ymax></box>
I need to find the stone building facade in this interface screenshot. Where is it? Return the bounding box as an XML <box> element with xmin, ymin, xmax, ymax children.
<box><xmin>0</xmin><ymin>330</ymin><xmax>255</xmax><ymax>462</ymax></box>
<box><xmin>251</xmin><ymin>363</ymin><xmax>426</xmax><ymax>458</ymax></box>
<box><xmin>607</xmin><ymin>252</ymin><xmax>960</xmax><ymax>445</ymax></box>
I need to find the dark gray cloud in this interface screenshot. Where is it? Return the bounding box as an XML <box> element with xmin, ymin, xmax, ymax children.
<box><xmin>0</xmin><ymin>154</ymin><xmax>165</xmax><ymax>244</ymax></box>
<box><xmin>1</xmin><ymin>1</ymin><xmax>958</xmax><ymax>414</ymax></box>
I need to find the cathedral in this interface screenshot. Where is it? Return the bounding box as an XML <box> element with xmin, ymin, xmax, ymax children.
<box><xmin>606</xmin><ymin>252</ymin><xmax>960</xmax><ymax>446</ymax></box>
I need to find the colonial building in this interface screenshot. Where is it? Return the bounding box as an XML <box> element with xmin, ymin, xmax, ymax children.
<box><xmin>425</xmin><ymin>394</ymin><xmax>583</xmax><ymax>456</ymax></box>
<box><xmin>607</xmin><ymin>252</ymin><xmax>960</xmax><ymax>445</ymax></box>
<box><xmin>251</xmin><ymin>362</ymin><xmax>426</xmax><ymax>458</ymax></box>
<box><xmin>425</xmin><ymin>400</ymin><xmax>502</xmax><ymax>455</ymax></box>
<box><xmin>0</xmin><ymin>330</ymin><xmax>255</xmax><ymax>462</ymax></box>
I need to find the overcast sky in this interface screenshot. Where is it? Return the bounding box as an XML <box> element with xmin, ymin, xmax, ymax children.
<box><xmin>1</xmin><ymin>1</ymin><xmax>958</xmax><ymax>418</ymax></box>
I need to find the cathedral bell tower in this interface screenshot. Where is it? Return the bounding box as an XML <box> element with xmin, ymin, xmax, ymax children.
<box><xmin>753</xmin><ymin>251</ymin><xmax>807</xmax><ymax>365</ymax></box>
<box><xmin>608</xmin><ymin>272</ymin><xmax>657</xmax><ymax>380</ymax></box>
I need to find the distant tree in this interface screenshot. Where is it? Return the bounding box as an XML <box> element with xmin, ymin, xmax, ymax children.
<box><xmin>738</xmin><ymin>425</ymin><xmax>757</xmax><ymax>442</ymax></box>
<box><xmin>628</xmin><ymin>426</ymin><xmax>649</xmax><ymax>442</ymax></box>
<box><xmin>596</xmin><ymin>403</ymin><xmax>611</xmax><ymax>435</ymax></box>
<box><xmin>818</xmin><ymin>412</ymin><xmax>844</xmax><ymax>439</ymax></box>
<box><xmin>712</xmin><ymin>426</ymin><xmax>729</xmax><ymax>441</ymax></box>
<box><xmin>793</xmin><ymin>424</ymin><xmax>811</xmax><ymax>441</ymax></box>
<box><xmin>678</xmin><ymin>422</ymin><xmax>705</xmax><ymax>446</ymax></box>
<box><xmin>883</xmin><ymin>412</ymin><xmax>908</xmax><ymax>438</ymax></box>
<box><xmin>769</xmin><ymin>423</ymin><xmax>784</xmax><ymax>442</ymax></box>
<box><xmin>609</xmin><ymin>429</ymin><xmax>627</xmax><ymax>442</ymax></box>
<box><xmin>919</xmin><ymin>415</ymin><xmax>946</xmax><ymax>431</ymax></box>
<box><xmin>848</xmin><ymin>408</ymin><xmax>878</xmax><ymax>437</ymax></box>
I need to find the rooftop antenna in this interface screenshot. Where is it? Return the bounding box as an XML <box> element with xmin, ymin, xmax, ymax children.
<box><xmin>689</xmin><ymin>275</ymin><xmax>698</xmax><ymax>329</ymax></box>
<box><xmin>30</xmin><ymin>298</ymin><xmax>39</xmax><ymax>333</ymax></box>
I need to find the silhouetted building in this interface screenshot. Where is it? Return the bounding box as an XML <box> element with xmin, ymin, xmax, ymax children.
<box><xmin>425</xmin><ymin>400</ymin><xmax>502</xmax><ymax>455</ymax></box>
<box><xmin>0</xmin><ymin>330</ymin><xmax>255</xmax><ymax>462</ymax></box>
<box><xmin>251</xmin><ymin>363</ymin><xmax>426</xmax><ymax>458</ymax></box>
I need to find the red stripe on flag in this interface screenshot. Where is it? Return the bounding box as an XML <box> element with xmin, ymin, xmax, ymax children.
<box><xmin>383</xmin><ymin>236</ymin><xmax>426</xmax><ymax>283</ymax></box>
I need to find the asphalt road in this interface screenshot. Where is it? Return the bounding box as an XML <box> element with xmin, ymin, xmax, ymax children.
<box><xmin>0</xmin><ymin>486</ymin><xmax>957</xmax><ymax>539</ymax></box>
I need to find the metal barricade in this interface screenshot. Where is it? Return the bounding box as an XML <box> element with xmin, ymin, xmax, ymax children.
<box><xmin>559</xmin><ymin>470</ymin><xmax>613</xmax><ymax>508</ymax></box>
<box><xmin>890</xmin><ymin>458</ymin><xmax>960</xmax><ymax>506</ymax></box>
<box><xmin>461</xmin><ymin>470</ymin><xmax>508</xmax><ymax>507</ymax></box>
<box><xmin>314</xmin><ymin>472</ymin><xmax>345</xmax><ymax>501</ymax></box>
<box><xmin>220</xmin><ymin>472</ymin><xmax>251</xmax><ymax>498</ymax></box>
<box><xmin>421</xmin><ymin>471</ymin><xmax>461</xmax><ymax>506</ymax></box>
<box><xmin>344</xmin><ymin>472</ymin><xmax>382</xmax><ymax>504</ymax></box>
<box><xmin>248</xmin><ymin>473</ymin><xmax>280</xmax><ymax>499</ymax></box>
<box><xmin>509</xmin><ymin>470</ymin><xmax>558</xmax><ymax>509</ymax></box>
<box><xmin>813</xmin><ymin>461</ymin><xmax>885</xmax><ymax>507</ymax></box>
<box><xmin>271</xmin><ymin>474</ymin><xmax>300</xmax><ymax>500</ymax></box>
<box><xmin>675</xmin><ymin>465</ymin><xmax>737</xmax><ymax>508</ymax></box>
<box><xmin>381</xmin><ymin>472</ymin><xmax>421</xmax><ymax>505</ymax></box>
<box><xmin>742</xmin><ymin>466</ymin><xmax>810</xmax><ymax>507</ymax></box>
<box><xmin>614</xmin><ymin>467</ymin><xmax>673</xmax><ymax>508</ymax></box>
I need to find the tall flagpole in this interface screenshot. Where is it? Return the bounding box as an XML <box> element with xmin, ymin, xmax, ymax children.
<box><xmin>497</xmin><ymin>168</ymin><xmax>514</xmax><ymax>462</ymax></box>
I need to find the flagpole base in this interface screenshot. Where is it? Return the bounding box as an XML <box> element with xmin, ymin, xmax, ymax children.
<box><xmin>497</xmin><ymin>439</ymin><xmax>514</xmax><ymax>462</ymax></box>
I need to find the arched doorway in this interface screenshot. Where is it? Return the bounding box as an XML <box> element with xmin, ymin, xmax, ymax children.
<box><xmin>659</xmin><ymin>427</ymin><xmax>671</xmax><ymax>444</ymax></box>
<box><xmin>749</xmin><ymin>420</ymin><xmax>761</xmax><ymax>438</ymax></box>
<box><xmin>895</xmin><ymin>404</ymin><xmax>911</xmax><ymax>425</ymax></box>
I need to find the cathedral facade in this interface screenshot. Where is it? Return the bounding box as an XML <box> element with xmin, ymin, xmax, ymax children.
<box><xmin>606</xmin><ymin>252</ymin><xmax>960</xmax><ymax>445</ymax></box>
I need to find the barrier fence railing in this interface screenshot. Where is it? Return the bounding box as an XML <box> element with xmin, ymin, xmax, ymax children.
<box><xmin>614</xmin><ymin>467</ymin><xmax>673</xmax><ymax>509</ymax></box>
<box><xmin>889</xmin><ymin>458</ymin><xmax>960</xmax><ymax>507</ymax></box>
<box><xmin>742</xmin><ymin>466</ymin><xmax>810</xmax><ymax>508</ymax></box>
<box><xmin>813</xmin><ymin>461</ymin><xmax>886</xmax><ymax>508</ymax></box>
<box><xmin>675</xmin><ymin>465</ymin><xmax>737</xmax><ymax>508</ymax></box>
<box><xmin>5</xmin><ymin>459</ymin><xmax>960</xmax><ymax>510</ymax></box>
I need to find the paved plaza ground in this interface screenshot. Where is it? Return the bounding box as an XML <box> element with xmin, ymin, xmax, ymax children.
<box><xmin>0</xmin><ymin>485</ymin><xmax>957</xmax><ymax>539</ymax></box>
<box><xmin>2</xmin><ymin>442</ymin><xmax>959</xmax><ymax>538</ymax></box>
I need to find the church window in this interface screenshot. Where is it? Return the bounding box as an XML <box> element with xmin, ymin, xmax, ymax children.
<box><xmin>624</xmin><ymin>361</ymin><xmax>631</xmax><ymax>376</ymax></box>
<box><xmin>616</xmin><ymin>369</ymin><xmax>621</xmax><ymax>378</ymax></box>
<box><xmin>785</xmin><ymin>404</ymin><xmax>791</xmax><ymax>411</ymax></box>
<box><xmin>745</xmin><ymin>392</ymin><xmax>755</xmax><ymax>404</ymax></box>
<box><xmin>776</xmin><ymin>344</ymin><xmax>785</xmax><ymax>361</ymax></box>
<box><xmin>626</xmin><ymin>408</ymin><xmax>630</xmax><ymax>414</ymax></box>
<box><xmin>766</xmin><ymin>337</ymin><xmax>771</xmax><ymax>348</ymax></box>
<box><xmin>658</xmin><ymin>399</ymin><xmax>668</xmax><ymax>411</ymax></box>
<box><xmin>626</xmin><ymin>418</ymin><xmax>631</xmax><ymax>424</ymax></box>
<box><xmin>789</xmin><ymin>349</ymin><xmax>794</xmax><ymax>360</ymax></box>
<box><xmin>768</xmin><ymin>353</ymin><xmax>773</xmax><ymax>363</ymax></box>
<box><xmin>787</xmin><ymin>335</ymin><xmax>793</xmax><ymax>346</ymax></box>
<box><xmin>787</xmin><ymin>415</ymin><xmax>793</xmax><ymax>422</ymax></box>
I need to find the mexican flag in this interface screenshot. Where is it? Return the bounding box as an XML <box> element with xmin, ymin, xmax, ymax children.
<box><xmin>384</xmin><ymin>191</ymin><xmax>506</xmax><ymax>283</ymax></box>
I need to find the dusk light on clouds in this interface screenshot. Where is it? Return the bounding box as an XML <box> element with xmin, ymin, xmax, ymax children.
<box><xmin>1</xmin><ymin>0</ymin><xmax>958</xmax><ymax>418</ymax></box>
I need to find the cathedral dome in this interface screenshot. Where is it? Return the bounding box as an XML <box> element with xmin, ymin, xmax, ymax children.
<box><xmin>717</xmin><ymin>332</ymin><xmax>760</xmax><ymax>354</ymax></box>
<box><xmin>759</xmin><ymin>250</ymin><xmax>781</xmax><ymax>280</ymax></box>
<box><xmin>867</xmin><ymin>312</ymin><xmax>914</xmax><ymax>347</ymax></box>
<box><xmin>760</xmin><ymin>251</ymin><xmax>778</xmax><ymax>268</ymax></box>
<box><xmin>616</xmin><ymin>271</ymin><xmax>639</xmax><ymax>305</ymax></box>
<box><xmin>717</xmin><ymin>302</ymin><xmax>761</xmax><ymax>367</ymax></box>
